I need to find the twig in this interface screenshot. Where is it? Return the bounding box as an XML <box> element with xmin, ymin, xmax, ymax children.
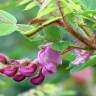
<box><xmin>56</xmin><ymin>0</ymin><xmax>95</xmax><ymax>49</ymax></box>
<box><xmin>23</xmin><ymin>17</ymin><xmax>62</xmax><ymax>37</ymax></box>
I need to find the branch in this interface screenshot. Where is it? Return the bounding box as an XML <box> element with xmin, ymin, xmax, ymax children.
<box><xmin>56</xmin><ymin>0</ymin><xmax>95</xmax><ymax>49</ymax></box>
<box><xmin>28</xmin><ymin>18</ymin><xmax>64</xmax><ymax>26</ymax></box>
<box><xmin>23</xmin><ymin>17</ymin><xmax>62</xmax><ymax>37</ymax></box>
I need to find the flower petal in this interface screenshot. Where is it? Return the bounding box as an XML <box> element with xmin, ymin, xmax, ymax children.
<box><xmin>42</xmin><ymin>63</ymin><xmax>57</xmax><ymax>76</ymax></box>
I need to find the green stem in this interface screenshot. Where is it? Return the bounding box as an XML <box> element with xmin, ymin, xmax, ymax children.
<box><xmin>23</xmin><ymin>17</ymin><xmax>61</xmax><ymax>37</ymax></box>
<box><xmin>79</xmin><ymin>25</ymin><xmax>93</xmax><ymax>38</ymax></box>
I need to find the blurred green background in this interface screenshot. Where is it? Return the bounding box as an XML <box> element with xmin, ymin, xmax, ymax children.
<box><xmin>0</xmin><ymin>0</ymin><xmax>96</xmax><ymax>96</ymax></box>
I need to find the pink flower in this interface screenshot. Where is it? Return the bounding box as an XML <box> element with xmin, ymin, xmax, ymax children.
<box><xmin>38</xmin><ymin>47</ymin><xmax>62</xmax><ymax>65</ymax></box>
<box><xmin>72</xmin><ymin>49</ymin><xmax>92</xmax><ymax>65</ymax></box>
<box><xmin>38</xmin><ymin>46</ymin><xmax>62</xmax><ymax>76</ymax></box>
<box><xmin>71</xmin><ymin>67</ymin><xmax>93</xmax><ymax>83</ymax></box>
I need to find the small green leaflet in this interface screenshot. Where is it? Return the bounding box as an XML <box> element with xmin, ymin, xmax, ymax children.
<box><xmin>77</xmin><ymin>0</ymin><xmax>96</xmax><ymax>10</ymax></box>
<box><xmin>52</xmin><ymin>41</ymin><xmax>71</xmax><ymax>51</ymax></box>
<box><xmin>0</xmin><ymin>10</ymin><xmax>17</xmax><ymax>36</ymax></box>
<box><xmin>18</xmin><ymin>0</ymin><xmax>32</xmax><ymax>6</ymax></box>
<box><xmin>43</xmin><ymin>25</ymin><xmax>62</xmax><ymax>42</ymax></box>
<box><xmin>0</xmin><ymin>10</ymin><xmax>17</xmax><ymax>24</ymax></box>
<box><xmin>0</xmin><ymin>23</ymin><xmax>16</xmax><ymax>36</ymax></box>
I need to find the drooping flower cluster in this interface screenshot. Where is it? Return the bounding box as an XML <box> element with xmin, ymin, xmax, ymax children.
<box><xmin>0</xmin><ymin>45</ymin><xmax>62</xmax><ymax>85</ymax></box>
<box><xmin>0</xmin><ymin>44</ymin><xmax>94</xmax><ymax>85</ymax></box>
<box><xmin>31</xmin><ymin>46</ymin><xmax>62</xmax><ymax>84</ymax></box>
<box><xmin>0</xmin><ymin>55</ymin><xmax>38</xmax><ymax>84</ymax></box>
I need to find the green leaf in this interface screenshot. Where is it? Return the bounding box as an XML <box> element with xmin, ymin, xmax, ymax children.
<box><xmin>43</xmin><ymin>25</ymin><xmax>62</xmax><ymax>42</ymax></box>
<box><xmin>0</xmin><ymin>23</ymin><xmax>16</xmax><ymax>36</ymax></box>
<box><xmin>39</xmin><ymin>0</ymin><xmax>52</xmax><ymax>11</ymax></box>
<box><xmin>16</xmin><ymin>24</ymin><xmax>34</xmax><ymax>32</ymax></box>
<box><xmin>0</xmin><ymin>10</ymin><xmax>17</xmax><ymax>24</ymax></box>
<box><xmin>63</xmin><ymin>52</ymin><xmax>75</xmax><ymax>62</ymax></box>
<box><xmin>30</xmin><ymin>34</ymin><xmax>44</xmax><ymax>42</ymax></box>
<box><xmin>18</xmin><ymin>0</ymin><xmax>32</xmax><ymax>6</ymax></box>
<box><xmin>37</xmin><ymin>3</ymin><xmax>56</xmax><ymax>18</ymax></box>
<box><xmin>52</xmin><ymin>41</ymin><xmax>71</xmax><ymax>51</ymax></box>
<box><xmin>77</xmin><ymin>0</ymin><xmax>96</xmax><ymax>10</ymax></box>
<box><xmin>24</xmin><ymin>2</ymin><xmax>37</xmax><ymax>10</ymax></box>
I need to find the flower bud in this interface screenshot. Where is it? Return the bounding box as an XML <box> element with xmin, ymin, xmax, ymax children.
<box><xmin>19</xmin><ymin>64</ymin><xmax>37</xmax><ymax>77</ymax></box>
<box><xmin>30</xmin><ymin>72</ymin><xmax>45</xmax><ymax>85</ymax></box>
<box><xmin>0</xmin><ymin>66</ymin><xmax>17</xmax><ymax>77</ymax></box>
<box><xmin>13</xmin><ymin>73</ymin><xmax>25</xmax><ymax>82</ymax></box>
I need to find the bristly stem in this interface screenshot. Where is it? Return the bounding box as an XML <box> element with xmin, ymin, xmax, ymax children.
<box><xmin>56</xmin><ymin>0</ymin><xmax>95</xmax><ymax>49</ymax></box>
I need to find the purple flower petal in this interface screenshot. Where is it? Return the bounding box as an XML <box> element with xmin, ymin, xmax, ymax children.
<box><xmin>72</xmin><ymin>49</ymin><xmax>91</xmax><ymax>65</ymax></box>
<box><xmin>74</xmin><ymin>49</ymin><xmax>82</xmax><ymax>57</ymax></box>
<box><xmin>38</xmin><ymin>47</ymin><xmax>62</xmax><ymax>66</ymax></box>
<box><xmin>72</xmin><ymin>57</ymin><xmax>85</xmax><ymax>65</ymax></box>
<box><xmin>38</xmin><ymin>50</ymin><xmax>46</xmax><ymax>66</ymax></box>
<box><xmin>44</xmin><ymin>47</ymin><xmax>62</xmax><ymax>64</ymax></box>
<box><xmin>42</xmin><ymin>63</ymin><xmax>56</xmax><ymax>76</ymax></box>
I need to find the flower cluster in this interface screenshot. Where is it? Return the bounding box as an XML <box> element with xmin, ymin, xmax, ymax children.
<box><xmin>0</xmin><ymin>44</ymin><xmax>93</xmax><ymax>85</ymax></box>
<box><xmin>0</xmin><ymin>55</ymin><xmax>38</xmax><ymax>84</ymax></box>
<box><xmin>0</xmin><ymin>45</ymin><xmax>62</xmax><ymax>85</ymax></box>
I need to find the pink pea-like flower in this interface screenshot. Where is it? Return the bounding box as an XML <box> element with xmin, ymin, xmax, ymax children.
<box><xmin>38</xmin><ymin>47</ymin><xmax>62</xmax><ymax>65</ymax></box>
<box><xmin>38</xmin><ymin>46</ymin><xmax>62</xmax><ymax>76</ymax></box>
<box><xmin>72</xmin><ymin>49</ymin><xmax>92</xmax><ymax>65</ymax></box>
